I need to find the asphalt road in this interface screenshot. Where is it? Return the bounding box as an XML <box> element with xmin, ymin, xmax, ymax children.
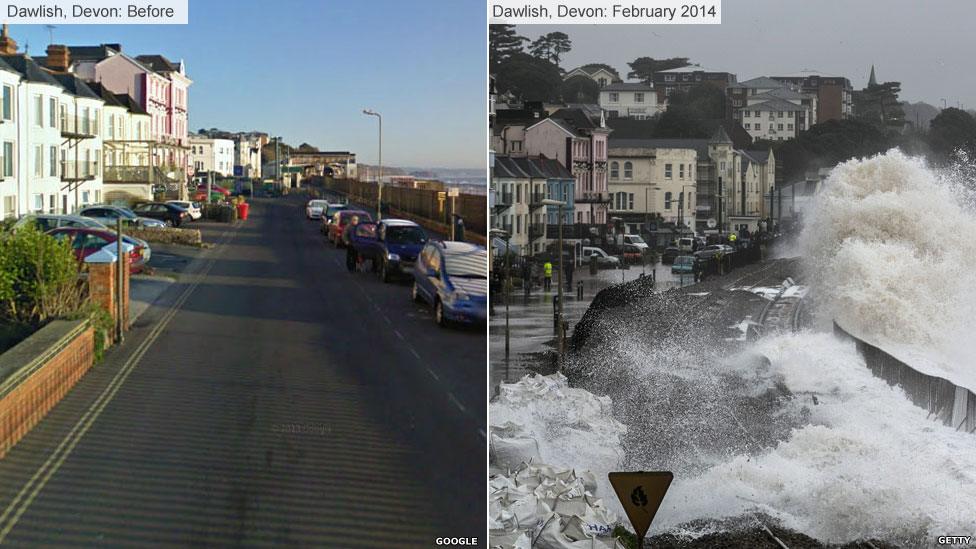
<box><xmin>0</xmin><ymin>196</ymin><xmax>486</xmax><ymax>546</ymax></box>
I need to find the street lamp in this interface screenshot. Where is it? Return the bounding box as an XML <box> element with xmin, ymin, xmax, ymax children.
<box><xmin>489</xmin><ymin>228</ymin><xmax>511</xmax><ymax>360</ymax></box>
<box><xmin>541</xmin><ymin>198</ymin><xmax>566</xmax><ymax>366</ymax></box>
<box><xmin>362</xmin><ymin>109</ymin><xmax>383</xmax><ymax>221</ymax></box>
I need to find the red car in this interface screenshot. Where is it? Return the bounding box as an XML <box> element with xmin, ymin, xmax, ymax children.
<box><xmin>46</xmin><ymin>227</ymin><xmax>149</xmax><ymax>274</ymax></box>
<box><xmin>328</xmin><ymin>210</ymin><xmax>373</xmax><ymax>247</ymax></box>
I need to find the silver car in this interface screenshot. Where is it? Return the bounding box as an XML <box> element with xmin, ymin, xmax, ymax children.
<box><xmin>13</xmin><ymin>214</ymin><xmax>108</xmax><ymax>232</ymax></box>
<box><xmin>78</xmin><ymin>205</ymin><xmax>167</xmax><ymax>229</ymax></box>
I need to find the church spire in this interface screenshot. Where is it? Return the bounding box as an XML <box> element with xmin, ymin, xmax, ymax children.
<box><xmin>868</xmin><ymin>64</ymin><xmax>877</xmax><ymax>87</ymax></box>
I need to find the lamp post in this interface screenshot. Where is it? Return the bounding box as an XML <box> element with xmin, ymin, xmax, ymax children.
<box><xmin>678</xmin><ymin>184</ymin><xmax>696</xmax><ymax>236</ymax></box>
<box><xmin>542</xmin><ymin>198</ymin><xmax>566</xmax><ymax>366</ymax></box>
<box><xmin>362</xmin><ymin>109</ymin><xmax>383</xmax><ymax>221</ymax></box>
<box><xmin>489</xmin><ymin>228</ymin><xmax>511</xmax><ymax>359</ymax></box>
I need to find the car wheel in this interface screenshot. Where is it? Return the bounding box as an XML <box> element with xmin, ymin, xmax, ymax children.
<box><xmin>165</xmin><ymin>219</ymin><xmax>173</xmax><ymax>227</ymax></box>
<box><xmin>435</xmin><ymin>300</ymin><xmax>449</xmax><ymax>327</ymax></box>
<box><xmin>412</xmin><ymin>281</ymin><xmax>424</xmax><ymax>303</ymax></box>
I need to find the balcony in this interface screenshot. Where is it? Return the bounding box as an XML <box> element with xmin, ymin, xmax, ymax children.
<box><xmin>528</xmin><ymin>223</ymin><xmax>546</xmax><ymax>240</ymax></box>
<box><xmin>60</xmin><ymin>116</ymin><xmax>96</xmax><ymax>138</ymax></box>
<box><xmin>60</xmin><ymin>161</ymin><xmax>98</xmax><ymax>182</ymax></box>
<box><xmin>528</xmin><ymin>192</ymin><xmax>546</xmax><ymax>209</ymax></box>
<box><xmin>576</xmin><ymin>192</ymin><xmax>611</xmax><ymax>203</ymax></box>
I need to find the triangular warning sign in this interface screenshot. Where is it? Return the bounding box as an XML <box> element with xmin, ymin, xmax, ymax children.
<box><xmin>608</xmin><ymin>471</ymin><xmax>673</xmax><ymax>540</ymax></box>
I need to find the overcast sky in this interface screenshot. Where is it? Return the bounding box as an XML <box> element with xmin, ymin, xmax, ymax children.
<box><xmin>517</xmin><ymin>0</ymin><xmax>975</xmax><ymax>108</ymax></box>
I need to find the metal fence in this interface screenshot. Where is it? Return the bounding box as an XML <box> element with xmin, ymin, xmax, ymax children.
<box><xmin>834</xmin><ymin>322</ymin><xmax>976</xmax><ymax>433</ymax></box>
<box><xmin>313</xmin><ymin>177</ymin><xmax>486</xmax><ymax>236</ymax></box>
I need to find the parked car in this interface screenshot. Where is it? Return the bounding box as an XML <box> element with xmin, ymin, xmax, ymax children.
<box><xmin>319</xmin><ymin>203</ymin><xmax>349</xmax><ymax>234</ymax></box>
<box><xmin>621</xmin><ymin>244</ymin><xmax>644</xmax><ymax>264</ymax></box>
<box><xmin>166</xmin><ymin>200</ymin><xmax>202</xmax><ymax>221</ymax></box>
<box><xmin>672</xmin><ymin>255</ymin><xmax>696</xmax><ymax>275</ymax></box>
<box><xmin>46</xmin><ymin>227</ymin><xmax>150</xmax><ymax>273</ymax></box>
<box><xmin>13</xmin><ymin>214</ymin><xmax>107</xmax><ymax>232</ymax></box>
<box><xmin>305</xmin><ymin>199</ymin><xmax>330</xmax><ymax>220</ymax></box>
<box><xmin>350</xmin><ymin>219</ymin><xmax>428</xmax><ymax>282</ymax></box>
<box><xmin>411</xmin><ymin>241</ymin><xmax>487</xmax><ymax>327</ymax></box>
<box><xmin>328</xmin><ymin>210</ymin><xmax>373</xmax><ymax>247</ymax></box>
<box><xmin>622</xmin><ymin>234</ymin><xmax>649</xmax><ymax>251</ymax></box>
<box><xmin>131</xmin><ymin>202</ymin><xmax>190</xmax><ymax>227</ymax></box>
<box><xmin>78</xmin><ymin>205</ymin><xmax>167</xmax><ymax>228</ymax></box>
<box><xmin>581</xmin><ymin>246</ymin><xmax>620</xmax><ymax>268</ymax></box>
<box><xmin>661</xmin><ymin>246</ymin><xmax>681</xmax><ymax>265</ymax></box>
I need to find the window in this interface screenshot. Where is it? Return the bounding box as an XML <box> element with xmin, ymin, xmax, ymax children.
<box><xmin>2</xmin><ymin>141</ymin><xmax>12</xmax><ymax>177</ymax></box>
<box><xmin>34</xmin><ymin>145</ymin><xmax>43</xmax><ymax>177</ymax></box>
<box><xmin>33</xmin><ymin>194</ymin><xmax>43</xmax><ymax>211</ymax></box>
<box><xmin>665</xmin><ymin>192</ymin><xmax>673</xmax><ymax>209</ymax></box>
<box><xmin>754</xmin><ymin>111</ymin><xmax>760</xmax><ymax>117</ymax></box>
<box><xmin>623</xmin><ymin>161</ymin><xmax>633</xmax><ymax>180</ymax></box>
<box><xmin>33</xmin><ymin>95</ymin><xmax>43</xmax><ymax>127</ymax></box>
<box><xmin>49</xmin><ymin>98</ymin><xmax>56</xmax><ymax>128</ymax></box>
<box><xmin>665</xmin><ymin>163</ymin><xmax>672</xmax><ymax>178</ymax></box>
<box><xmin>609</xmin><ymin>92</ymin><xmax>619</xmax><ymax>102</ymax></box>
<box><xmin>664</xmin><ymin>74</ymin><xmax>676</xmax><ymax>82</ymax></box>
<box><xmin>778</xmin><ymin>124</ymin><xmax>784</xmax><ymax>131</ymax></box>
<box><xmin>3</xmin><ymin>195</ymin><xmax>13</xmax><ymax>219</ymax></box>
<box><xmin>777</xmin><ymin>111</ymin><xmax>784</xmax><ymax>118</ymax></box>
<box><xmin>745</xmin><ymin>123</ymin><xmax>751</xmax><ymax>130</ymax></box>
<box><xmin>628</xmin><ymin>193</ymin><xmax>634</xmax><ymax>210</ymax></box>
<box><xmin>510</xmin><ymin>140</ymin><xmax>522</xmax><ymax>152</ymax></box>
<box><xmin>2</xmin><ymin>85</ymin><xmax>11</xmax><ymax>121</ymax></box>
<box><xmin>787</xmin><ymin>123</ymin><xmax>794</xmax><ymax>130</ymax></box>
<box><xmin>720</xmin><ymin>161</ymin><xmax>726</xmax><ymax>172</ymax></box>
<box><xmin>679</xmin><ymin>164</ymin><xmax>685</xmax><ymax>179</ymax></box>
<box><xmin>610</xmin><ymin>161</ymin><xmax>619</xmax><ymax>179</ymax></box>
<box><xmin>634</xmin><ymin>92</ymin><xmax>644</xmax><ymax>103</ymax></box>
<box><xmin>49</xmin><ymin>146</ymin><xmax>57</xmax><ymax>177</ymax></box>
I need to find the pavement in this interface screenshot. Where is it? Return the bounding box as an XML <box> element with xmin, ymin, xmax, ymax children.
<box><xmin>489</xmin><ymin>261</ymin><xmax>694</xmax><ymax>394</ymax></box>
<box><xmin>0</xmin><ymin>196</ymin><xmax>485</xmax><ymax>546</ymax></box>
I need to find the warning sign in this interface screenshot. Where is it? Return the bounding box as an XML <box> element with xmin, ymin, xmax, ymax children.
<box><xmin>608</xmin><ymin>471</ymin><xmax>673</xmax><ymax>544</ymax></box>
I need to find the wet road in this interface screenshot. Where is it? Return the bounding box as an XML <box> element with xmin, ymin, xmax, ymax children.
<box><xmin>0</xmin><ymin>196</ymin><xmax>486</xmax><ymax>546</ymax></box>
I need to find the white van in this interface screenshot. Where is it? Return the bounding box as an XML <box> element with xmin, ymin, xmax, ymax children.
<box><xmin>622</xmin><ymin>234</ymin><xmax>649</xmax><ymax>251</ymax></box>
<box><xmin>677</xmin><ymin>237</ymin><xmax>695</xmax><ymax>252</ymax></box>
<box><xmin>582</xmin><ymin>246</ymin><xmax>620</xmax><ymax>267</ymax></box>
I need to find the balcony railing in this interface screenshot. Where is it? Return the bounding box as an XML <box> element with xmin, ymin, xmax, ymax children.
<box><xmin>60</xmin><ymin>115</ymin><xmax>96</xmax><ymax>138</ymax></box>
<box><xmin>528</xmin><ymin>192</ymin><xmax>546</xmax><ymax>208</ymax></box>
<box><xmin>498</xmin><ymin>192</ymin><xmax>513</xmax><ymax>206</ymax></box>
<box><xmin>528</xmin><ymin>223</ymin><xmax>546</xmax><ymax>240</ymax></box>
<box><xmin>576</xmin><ymin>192</ymin><xmax>611</xmax><ymax>203</ymax></box>
<box><xmin>60</xmin><ymin>161</ymin><xmax>98</xmax><ymax>181</ymax></box>
<box><xmin>104</xmin><ymin>165</ymin><xmax>181</xmax><ymax>185</ymax></box>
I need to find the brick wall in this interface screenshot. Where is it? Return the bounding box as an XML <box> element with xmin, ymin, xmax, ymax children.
<box><xmin>87</xmin><ymin>252</ymin><xmax>131</xmax><ymax>336</ymax></box>
<box><xmin>0</xmin><ymin>321</ymin><xmax>94</xmax><ymax>459</ymax></box>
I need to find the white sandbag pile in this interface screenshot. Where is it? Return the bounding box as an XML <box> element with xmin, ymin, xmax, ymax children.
<box><xmin>489</xmin><ymin>374</ymin><xmax>629</xmax><ymax>548</ymax></box>
<box><xmin>489</xmin><ymin>462</ymin><xmax>623</xmax><ymax>549</ymax></box>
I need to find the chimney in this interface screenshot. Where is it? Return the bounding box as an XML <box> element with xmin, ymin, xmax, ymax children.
<box><xmin>0</xmin><ymin>24</ymin><xmax>17</xmax><ymax>55</ymax></box>
<box><xmin>46</xmin><ymin>44</ymin><xmax>70</xmax><ymax>72</ymax></box>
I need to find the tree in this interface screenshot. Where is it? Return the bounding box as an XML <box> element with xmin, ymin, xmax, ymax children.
<box><xmin>489</xmin><ymin>24</ymin><xmax>527</xmax><ymax>69</ymax></box>
<box><xmin>855</xmin><ymin>81</ymin><xmax>906</xmax><ymax>132</ymax></box>
<box><xmin>529</xmin><ymin>32</ymin><xmax>572</xmax><ymax>68</ymax></box>
<box><xmin>494</xmin><ymin>52</ymin><xmax>563</xmax><ymax>102</ymax></box>
<box><xmin>764</xmin><ymin>119</ymin><xmax>894</xmax><ymax>182</ymax></box>
<box><xmin>627</xmin><ymin>57</ymin><xmax>690</xmax><ymax>83</ymax></box>
<box><xmin>559</xmin><ymin>75</ymin><xmax>600</xmax><ymax>103</ymax></box>
<box><xmin>666</xmin><ymin>85</ymin><xmax>727</xmax><ymax>119</ymax></box>
<box><xmin>927</xmin><ymin>107</ymin><xmax>976</xmax><ymax>161</ymax></box>
<box><xmin>654</xmin><ymin>107</ymin><xmax>708</xmax><ymax>138</ymax></box>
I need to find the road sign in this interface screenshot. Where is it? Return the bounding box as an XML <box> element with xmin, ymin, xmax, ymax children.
<box><xmin>608</xmin><ymin>471</ymin><xmax>673</xmax><ymax>548</ymax></box>
<box><xmin>448</xmin><ymin>187</ymin><xmax>460</xmax><ymax>197</ymax></box>
<box><xmin>707</xmin><ymin>218</ymin><xmax>717</xmax><ymax>229</ymax></box>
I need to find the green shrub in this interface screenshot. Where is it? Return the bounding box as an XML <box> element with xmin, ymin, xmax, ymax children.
<box><xmin>68</xmin><ymin>303</ymin><xmax>113</xmax><ymax>362</ymax></box>
<box><xmin>0</xmin><ymin>226</ymin><xmax>85</xmax><ymax>326</ymax></box>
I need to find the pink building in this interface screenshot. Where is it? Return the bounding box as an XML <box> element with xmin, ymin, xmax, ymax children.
<box><xmin>525</xmin><ymin>108</ymin><xmax>611</xmax><ymax>227</ymax></box>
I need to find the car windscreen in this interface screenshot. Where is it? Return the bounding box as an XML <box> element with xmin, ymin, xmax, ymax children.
<box><xmin>627</xmin><ymin>236</ymin><xmax>645</xmax><ymax>244</ymax></box>
<box><xmin>117</xmin><ymin>208</ymin><xmax>138</xmax><ymax>219</ymax></box>
<box><xmin>444</xmin><ymin>250</ymin><xmax>487</xmax><ymax>278</ymax></box>
<box><xmin>386</xmin><ymin>226</ymin><xmax>425</xmax><ymax>245</ymax></box>
<box><xmin>675</xmin><ymin>256</ymin><xmax>694</xmax><ymax>264</ymax></box>
<box><xmin>309</xmin><ymin>200</ymin><xmax>328</xmax><ymax>208</ymax></box>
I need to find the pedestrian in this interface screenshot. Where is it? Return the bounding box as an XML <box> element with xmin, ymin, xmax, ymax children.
<box><xmin>455</xmin><ymin>217</ymin><xmax>465</xmax><ymax>242</ymax></box>
<box><xmin>564</xmin><ymin>259</ymin><xmax>573</xmax><ymax>290</ymax></box>
<box><xmin>543</xmin><ymin>260</ymin><xmax>553</xmax><ymax>291</ymax></box>
<box><xmin>344</xmin><ymin>215</ymin><xmax>361</xmax><ymax>272</ymax></box>
<box><xmin>522</xmin><ymin>259</ymin><xmax>532</xmax><ymax>296</ymax></box>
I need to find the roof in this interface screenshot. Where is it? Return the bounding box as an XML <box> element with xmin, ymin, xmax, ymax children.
<box><xmin>746</xmin><ymin>98</ymin><xmax>805</xmax><ymax>113</ymax></box>
<box><xmin>135</xmin><ymin>54</ymin><xmax>177</xmax><ymax>73</ymax></box>
<box><xmin>68</xmin><ymin>44</ymin><xmax>122</xmax><ymax>61</ymax></box>
<box><xmin>85</xmin><ymin>82</ymin><xmax>126</xmax><ymax>107</ymax></box>
<box><xmin>113</xmin><ymin>92</ymin><xmax>148</xmax><ymax>115</ymax></box>
<box><xmin>710</xmin><ymin>126</ymin><xmax>733</xmax><ymax>144</ymax></box>
<box><xmin>735</xmin><ymin>76</ymin><xmax>785</xmax><ymax>89</ymax></box>
<box><xmin>0</xmin><ymin>55</ymin><xmax>63</xmax><ymax>87</ymax></box>
<box><xmin>602</xmin><ymin>82</ymin><xmax>654</xmax><ymax>92</ymax></box>
<box><xmin>566</xmin><ymin>66</ymin><xmax>616</xmax><ymax>76</ymax></box>
<box><xmin>742</xmin><ymin>150</ymin><xmax>770</xmax><ymax>164</ymax></box>
<box><xmin>50</xmin><ymin>73</ymin><xmax>101</xmax><ymax>100</ymax></box>
<box><xmin>658</xmin><ymin>64</ymin><xmax>728</xmax><ymax>74</ymax></box>
<box><xmin>511</xmin><ymin>156</ymin><xmax>573</xmax><ymax>180</ymax></box>
<box><xmin>493</xmin><ymin>155</ymin><xmax>530</xmax><ymax>179</ymax></box>
<box><xmin>609</xmin><ymin>138</ymin><xmax>709</xmax><ymax>157</ymax></box>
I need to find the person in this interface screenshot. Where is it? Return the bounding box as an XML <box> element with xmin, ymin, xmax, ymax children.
<box><xmin>521</xmin><ymin>259</ymin><xmax>532</xmax><ymax>296</ymax></box>
<box><xmin>344</xmin><ymin>215</ymin><xmax>361</xmax><ymax>272</ymax></box>
<box><xmin>455</xmin><ymin>216</ymin><xmax>465</xmax><ymax>242</ymax></box>
<box><xmin>564</xmin><ymin>258</ymin><xmax>573</xmax><ymax>290</ymax></box>
<box><xmin>543</xmin><ymin>260</ymin><xmax>553</xmax><ymax>291</ymax></box>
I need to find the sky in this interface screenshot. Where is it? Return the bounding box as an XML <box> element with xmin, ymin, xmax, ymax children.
<box><xmin>10</xmin><ymin>0</ymin><xmax>487</xmax><ymax>169</ymax></box>
<box><xmin>516</xmin><ymin>0</ymin><xmax>976</xmax><ymax>109</ymax></box>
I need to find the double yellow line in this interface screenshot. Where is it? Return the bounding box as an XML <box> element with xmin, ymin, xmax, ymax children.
<box><xmin>0</xmin><ymin>226</ymin><xmax>236</xmax><ymax>543</ymax></box>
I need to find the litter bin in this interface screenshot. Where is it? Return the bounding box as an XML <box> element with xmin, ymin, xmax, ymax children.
<box><xmin>237</xmin><ymin>202</ymin><xmax>250</xmax><ymax>220</ymax></box>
